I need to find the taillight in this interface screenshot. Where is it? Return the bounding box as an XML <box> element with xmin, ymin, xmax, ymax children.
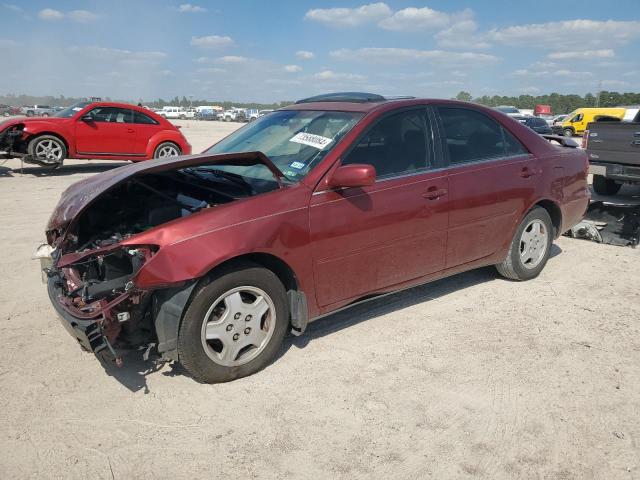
<box><xmin>582</xmin><ymin>130</ymin><xmax>589</xmax><ymax>149</ymax></box>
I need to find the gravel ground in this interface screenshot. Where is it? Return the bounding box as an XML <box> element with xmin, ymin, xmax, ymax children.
<box><xmin>1</xmin><ymin>120</ymin><xmax>639</xmax><ymax>479</ymax></box>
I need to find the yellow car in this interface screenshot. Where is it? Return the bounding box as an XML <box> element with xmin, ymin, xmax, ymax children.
<box><xmin>556</xmin><ymin>108</ymin><xmax>626</xmax><ymax>137</ymax></box>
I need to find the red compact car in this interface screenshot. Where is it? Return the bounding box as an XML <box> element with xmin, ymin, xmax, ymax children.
<box><xmin>0</xmin><ymin>101</ymin><xmax>191</xmax><ymax>168</ymax></box>
<box><xmin>40</xmin><ymin>93</ymin><xmax>590</xmax><ymax>383</ymax></box>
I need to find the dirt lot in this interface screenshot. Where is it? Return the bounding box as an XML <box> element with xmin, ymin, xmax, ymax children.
<box><xmin>1</xmin><ymin>120</ymin><xmax>639</xmax><ymax>479</ymax></box>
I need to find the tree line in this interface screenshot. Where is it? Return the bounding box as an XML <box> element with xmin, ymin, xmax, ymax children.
<box><xmin>455</xmin><ymin>91</ymin><xmax>640</xmax><ymax>114</ymax></box>
<box><xmin>3</xmin><ymin>91</ymin><xmax>639</xmax><ymax>114</ymax></box>
<box><xmin>0</xmin><ymin>93</ymin><xmax>289</xmax><ymax>110</ymax></box>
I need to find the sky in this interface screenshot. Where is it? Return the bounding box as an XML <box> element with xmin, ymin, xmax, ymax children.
<box><xmin>0</xmin><ymin>0</ymin><xmax>639</xmax><ymax>103</ymax></box>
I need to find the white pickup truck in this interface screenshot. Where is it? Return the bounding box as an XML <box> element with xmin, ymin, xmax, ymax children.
<box><xmin>22</xmin><ymin>105</ymin><xmax>56</xmax><ymax>117</ymax></box>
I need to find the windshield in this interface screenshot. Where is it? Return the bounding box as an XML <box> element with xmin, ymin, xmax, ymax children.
<box><xmin>54</xmin><ymin>101</ymin><xmax>91</xmax><ymax>118</ymax></box>
<box><xmin>497</xmin><ymin>106</ymin><xmax>519</xmax><ymax>114</ymax></box>
<box><xmin>206</xmin><ymin>110</ymin><xmax>363</xmax><ymax>181</ymax></box>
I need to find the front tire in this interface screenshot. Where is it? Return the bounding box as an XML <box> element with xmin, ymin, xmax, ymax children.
<box><xmin>592</xmin><ymin>174</ymin><xmax>622</xmax><ymax>196</ymax></box>
<box><xmin>153</xmin><ymin>142</ymin><xmax>181</xmax><ymax>159</ymax></box>
<box><xmin>178</xmin><ymin>266</ymin><xmax>289</xmax><ymax>383</ymax></box>
<box><xmin>496</xmin><ymin>207</ymin><xmax>553</xmax><ymax>281</ymax></box>
<box><xmin>563</xmin><ymin>128</ymin><xmax>574</xmax><ymax>137</ymax></box>
<box><xmin>27</xmin><ymin>134</ymin><xmax>67</xmax><ymax>167</ymax></box>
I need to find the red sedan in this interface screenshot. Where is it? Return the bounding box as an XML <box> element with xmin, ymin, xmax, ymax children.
<box><xmin>40</xmin><ymin>93</ymin><xmax>589</xmax><ymax>383</ymax></box>
<box><xmin>0</xmin><ymin>101</ymin><xmax>191</xmax><ymax>168</ymax></box>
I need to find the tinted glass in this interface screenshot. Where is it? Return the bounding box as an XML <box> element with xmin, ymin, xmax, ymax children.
<box><xmin>343</xmin><ymin>109</ymin><xmax>430</xmax><ymax>178</ymax></box>
<box><xmin>437</xmin><ymin>107</ymin><xmax>504</xmax><ymax>164</ymax></box>
<box><xmin>87</xmin><ymin>107</ymin><xmax>133</xmax><ymax>123</ymax></box>
<box><xmin>502</xmin><ymin>128</ymin><xmax>528</xmax><ymax>156</ymax></box>
<box><xmin>133</xmin><ymin>111</ymin><xmax>158</xmax><ymax>125</ymax></box>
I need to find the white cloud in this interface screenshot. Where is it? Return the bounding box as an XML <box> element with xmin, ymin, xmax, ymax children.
<box><xmin>67</xmin><ymin>10</ymin><xmax>99</xmax><ymax>23</ymax></box>
<box><xmin>304</xmin><ymin>2</ymin><xmax>391</xmax><ymax>27</ymax></box>
<box><xmin>547</xmin><ymin>49</ymin><xmax>614</xmax><ymax>60</ymax></box>
<box><xmin>178</xmin><ymin>3</ymin><xmax>206</xmax><ymax>13</ymax></box>
<box><xmin>295</xmin><ymin>50</ymin><xmax>315</xmax><ymax>60</ymax></box>
<box><xmin>434</xmin><ymin>19</ymin><xmax>490</xmax><ymax>49</ymax></box>
<box><xmin>489</xmin><ymin>20</ymin><xmax>640</xmax><ymax>49</ymax></box>
<box><xmin>196</xmin><ymin>67</ymin><xmax>227</xmax><ymax>74</ymax></box>
<box><xmin>522</xmin><ymin>86</ymin><xmax>541</xmax><ymax>94</ymax></box>
<box><xmin>2</xmin><ymin>4</ymin><xmax>22</xmax><ymax>12</ymax></box>
<box><xmin>218</xmin><ymin>55</ymin><xmax>248</xmax><ymax>63</ymax></box>
<box><xmin>190</xmin><ymin>35</ymin><xmax>233</xmax><ymax>49</ymax></box>
<box><xmin>0</xmin><ymin>38</ymin><xmax>19</xmax><ymax>47</ymax></box>
<box><xmin>38</xmin><ymin>8</ymin><xmax>64</xmax><ymax>20</ymax></box>
<box><xmin>330</xmin><ymin>47</ymin><xmax>499</xmax><ymax>65</ymax></box>
<box><xmin>601</xmin><ymin>79</ymin><xmax>630</xmax><ymax>88</ymax></box>
<box><xmin>38</xmin><ymin>8</ymin><xmax>99</xmax><ymax>22</ymax></box>
<box><xmin>284</xmin><ymin>64</ymin><xmax>302</xmax><ymax>73</ymax></box>
<box><xmin>379</xmin><ymin>6</ymin><xmax>462</xmax><ymax>31</ymax></box>
<box><xmin>512</xmin><ymin>68</ymin><xmax>593</xmax><ymax>78</ymax></box>
<box><xmin>68</xmin><ymin>46</ymin><xmax>167</xmax><ymax>62</ymax></box>
<box><xmin>312</xmin><ymin>70</ymin><xmax>366</xmax><ymax>81</ymax></box>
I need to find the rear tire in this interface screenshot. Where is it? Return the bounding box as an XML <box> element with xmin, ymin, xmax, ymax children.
<box><xmin>592</xmin><ymin>174</ymin><xmax>622</xmax><ymax>196</ymax></box>
<box><xmin>153</xmin><ymin>142</ymin><xmax>181</xmax><ymax>159</ymax></box>
<box><xmin>496</xmin><ymin>207</ymin><xmax>553</xmax><ymax>281</ymax></box>
<box><xmin>177</xmin><ymin>266</ymin><xmax>289</xmax><ymax>383</ymax></box>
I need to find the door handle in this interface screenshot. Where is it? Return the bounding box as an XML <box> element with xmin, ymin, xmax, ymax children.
<box><xmin>423</xmin><ymin>187</ymin><xmax>448</xmax><ymax>200</ymax></box>
<box><xmin>127</xmin><ymin>128</ymin><xmax>135</xmax><ymax>133</ymax></box>
<box><xmin>520</xmin><ymin>167</ymin><xmax>537</xmax><ymax>178</ymax></box>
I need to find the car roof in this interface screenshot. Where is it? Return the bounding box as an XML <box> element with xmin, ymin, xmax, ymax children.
<box><xmin>282</xmin><ymin>93</ymin><xmax>501</xmax><ymax>115</ymax></box>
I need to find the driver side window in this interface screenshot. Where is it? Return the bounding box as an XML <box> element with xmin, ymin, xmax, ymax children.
<box><xmin>342</xmin><ymin>109</ymin><xmax>431</xmax><ymax>179</ymax></box>
<box><xmin>88</xmin><ymin>107</ymin><xmax>133</xmax><ymax>124</ymax></box>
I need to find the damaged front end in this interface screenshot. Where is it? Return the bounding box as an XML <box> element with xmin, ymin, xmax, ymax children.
<box><xmin>0</xmin><ymin>122</ymin><xmax>27</xmax><ymax>159</ymax></box>
<box><xmin>45</xmin><ymin>245</ymin><xmax>157</xmax><ymax>366</ymax></box>
<box><xmin>39</xmin><ymin>152</ymin><xmax>285</xmax><ymax>367</ymax></box>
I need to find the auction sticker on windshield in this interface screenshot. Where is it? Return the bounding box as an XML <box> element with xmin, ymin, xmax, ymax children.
<box><xmin>289</xmin><ymin>132</ymin><xmax>333</xmax><ymax>150</ymax></box>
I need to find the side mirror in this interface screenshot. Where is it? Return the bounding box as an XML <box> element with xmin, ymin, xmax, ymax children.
<box><xmin>81</xmin><ymin>114</ymin><xmax>93</xmax><ymax>122</ymax></box>
<box><xmin>328</xmin><ymin>164</ymin><xmax>376</xmax><ymax>189</ymax></box>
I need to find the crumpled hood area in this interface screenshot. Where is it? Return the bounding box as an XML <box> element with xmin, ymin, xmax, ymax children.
<box><xmin>46</xmin><ymin>151</ymin><xmax>285</xmax><ymax>236</ymax></box>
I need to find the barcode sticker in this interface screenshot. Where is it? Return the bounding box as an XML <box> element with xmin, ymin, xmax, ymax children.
<box><xmin>289</xmin><ymin>132</ymin><xmax>333</xmax><ymax>150</ymax></box>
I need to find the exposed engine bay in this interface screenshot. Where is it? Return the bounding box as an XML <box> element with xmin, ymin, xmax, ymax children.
<box><xmin>44</xmin><ymin>161</ymin><xmax>281</xmax><ymax>365</ymax></box>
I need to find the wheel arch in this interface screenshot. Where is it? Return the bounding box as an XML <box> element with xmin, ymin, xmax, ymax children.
<box><xmin>145</xmin><ymin>131</ymin><xmax>186</xmax><ymax>158</ymax></box>
<box><xmin>202</xmin><ymin>252</ymin><xmax>300</xmax><ymax>293</ymax></box>
<box><xmin>198</xmin><ymin>252</ymin><xmax>308</xmax><ymax>334</ymax></box>
<box><xmin>27</xmin><ymin>131</ymin><xmax>70</xmax><ymax>151</ymax></box>
<box><xmin>154</xmin><ymin>251</ymin><xmax>306</xmax><ymax>358</ymax></box>
<box><xmin>533</xmin><ymin>199</ymin><xmax>563</xmax><ymax>238</ymax></box>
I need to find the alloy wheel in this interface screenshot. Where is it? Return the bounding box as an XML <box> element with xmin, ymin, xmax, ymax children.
<box><xmin>200</xmin><ymin>286</ymin><xmax>276</xmax><ymax>367</ymax></box>
<box><xmin>519</xmin><ymin>219</ymin><xmax>548</xmax><ymax>269</ymax></box>
<box><xmin>34</xmin><ymin>139</ymin><xmax>64</xmax><ymax>162</ymax></box>
<box><xmin>156</xmin><ymin>145</ymin><xmax>179</xmax><ymax>158</ymax></box>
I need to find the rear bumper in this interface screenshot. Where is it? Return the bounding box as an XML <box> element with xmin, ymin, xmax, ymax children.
<box><xmin>589</xmin><ymin>162</ymin><xmax>640</xmax><ymax>182</ymax></box>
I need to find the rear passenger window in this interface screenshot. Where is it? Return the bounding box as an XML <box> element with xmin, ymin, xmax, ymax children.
<box><xmin>343</xmin><ymin>110</ymin><xmax>431</xmax><ymax>178</ymax></box>
<box><xmin>502</xmin><ymin>128</ymin><xmax>528</xmax><ymax>156</ymax></box>
<box><xmin>437</xmin><ymin>107</ymin><xmax>506</xmax><ymax>164</ymax></box>
<box><xmin>133</xmin><ymin>111</ymin><xmax>159</xmax><ymax>125</ymax></box>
